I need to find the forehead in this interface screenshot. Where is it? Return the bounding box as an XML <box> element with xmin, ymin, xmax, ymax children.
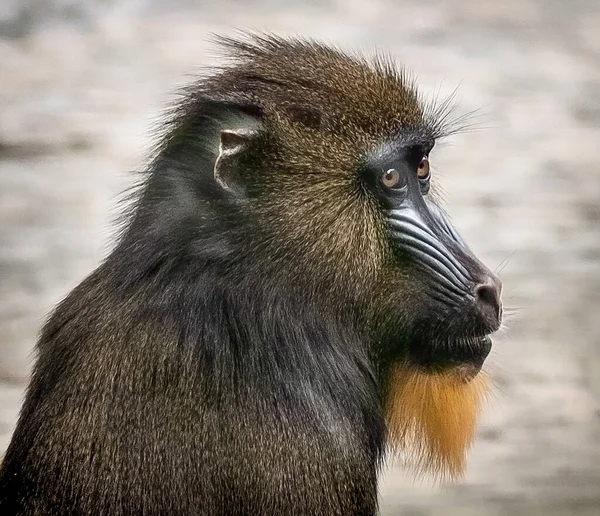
<box><xmin>211</xmin><ymin>36</ymin><xmax>427</xmax><ymax>140</ymax></box>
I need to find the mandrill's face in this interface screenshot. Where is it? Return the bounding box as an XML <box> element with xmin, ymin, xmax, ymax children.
<box><xmin>209</xmin><ymin>36</ymin><xmax>503</xmax><ymax>479</ymax></box>
<box><xmin>357</xmin><ymin>132</ymin><xmax>502</xmax><ymax>479</ymax></box>
<box><xmin>362</xmin><ymin>135</ymin><xmax>502</xmax><ymax>381</ymax></box>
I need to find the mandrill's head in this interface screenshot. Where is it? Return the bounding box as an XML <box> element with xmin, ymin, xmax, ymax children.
<box><xmin>157</xmin><ymin>34</ymin><xmax>502</xmax><ymax>479</ymax></box>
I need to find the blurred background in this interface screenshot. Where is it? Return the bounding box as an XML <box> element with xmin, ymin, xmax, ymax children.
<box><xmin>1</xmin><ymin>0</ymin><xmax>599</xmax><ymax>514</ymax></box>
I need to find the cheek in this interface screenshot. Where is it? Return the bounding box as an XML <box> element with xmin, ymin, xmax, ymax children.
<box><xmin>370</xmin><ymin>270</ymin><xmax>432</xmax><ymax>323</ymax></box>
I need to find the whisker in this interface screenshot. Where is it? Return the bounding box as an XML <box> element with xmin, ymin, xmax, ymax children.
<box><xmin>494</xmin><ymin>250</ymin><xmax>517</xmax><ymax>276</ymax></box>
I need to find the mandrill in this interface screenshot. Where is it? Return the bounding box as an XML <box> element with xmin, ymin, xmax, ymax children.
<box><xmin>0</xmin><ymin>34</ymin><xmax>502</xmax><ymax>515</ymax></box>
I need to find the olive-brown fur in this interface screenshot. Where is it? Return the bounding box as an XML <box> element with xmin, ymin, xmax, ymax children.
<box><xmin>0</xmin><ymin>34</ymin><xmax>470</xmax><ymax>515</ymax></box>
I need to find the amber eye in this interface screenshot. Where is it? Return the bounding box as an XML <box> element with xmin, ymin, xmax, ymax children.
<box><xmin>381</xmin><ymin>169</ymin><xmax>405</xmax><ymax>190</ymax></box>
<box><xmin>417</xmin><ymin>156</ymin><xmax>430</xmax><ymax>180</ymax></box>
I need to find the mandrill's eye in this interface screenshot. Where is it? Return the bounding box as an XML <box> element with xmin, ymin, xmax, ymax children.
<box><xmin>417</xmin><ymin>156</ymin><xmax>431</xmax><ymax>195</ymax></box>
<box><xmin>417</xmin><ymin>156</ymin><xmax>430</xmax><ymax>180</ymax></box>
<box><xmin>381</xmin><ymin>169</ymin><xmax>407</xmax><ymax>190</ymax></box>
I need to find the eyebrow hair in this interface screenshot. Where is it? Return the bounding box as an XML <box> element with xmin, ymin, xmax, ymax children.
<box><xmin>365</xmin><ymin>131</ymin><xmax>434</xmax><ymax>168</ymax></box>
<box><xmin>390</xmin><ymin>126</ymin><xmax>436</xmax><ymax>150</ymax></box>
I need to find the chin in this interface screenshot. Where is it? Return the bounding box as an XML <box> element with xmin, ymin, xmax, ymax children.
<box><xmin>385</xmin><ymin>332</ymin><xmax>495</xmax><ymax>479</ymax></box>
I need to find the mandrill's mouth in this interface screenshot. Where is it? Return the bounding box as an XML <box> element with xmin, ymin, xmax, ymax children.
<box><xmin>407</xmin><ymin>334</ymin><xmax>493</xmax><ymax>383</ymax></box>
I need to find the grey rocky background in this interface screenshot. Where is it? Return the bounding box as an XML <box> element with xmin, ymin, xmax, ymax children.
<box><xmin>1</xmin><ymin>0</ymin><xmax>599</xmax><ymax>514</ymax></box>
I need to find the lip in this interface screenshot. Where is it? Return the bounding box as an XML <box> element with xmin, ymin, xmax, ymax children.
<box><xmin>454</xmin><ymin>336</ymin><xmax>492</xmax><ymax>382</ymax></box>
<box><xmin>408</xmin><ymin>335</ymin><xmax>493</xmax><ymax>382</ymax></box>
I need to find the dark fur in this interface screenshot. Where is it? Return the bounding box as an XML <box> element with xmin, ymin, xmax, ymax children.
<box><xmin>0</xmin><ymin>35</ymin><xmax>452</xmax><ymax>515</ymax></box>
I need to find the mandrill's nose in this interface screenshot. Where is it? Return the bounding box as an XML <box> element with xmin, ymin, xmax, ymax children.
<box><xmin>473</xmin><ymin>274</ymin><xmax>503</xmax><ymax>332</ymax></box>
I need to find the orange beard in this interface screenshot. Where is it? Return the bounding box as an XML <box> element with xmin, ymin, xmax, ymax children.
<box><xmin>385</xmin><ymin>362</ymin><xmax>490</xmax><ymax>480</ymax></box>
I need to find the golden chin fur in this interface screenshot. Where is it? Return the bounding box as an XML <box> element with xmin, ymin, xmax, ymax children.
<box><xmin>385</xmin><ymin>363</ymin><xmax>490</xmax><ymax>480</ymax></box>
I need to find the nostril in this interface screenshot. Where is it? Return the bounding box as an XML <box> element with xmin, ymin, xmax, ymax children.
<box><xmin>476</xmin><ymin>283</ymin><xmax>498</xmax><ymax>310</ymax></box>
<box><xmin>474</xmin><ymin>279</ymin><xmax>503</xmax><ymax>328</ymax></box>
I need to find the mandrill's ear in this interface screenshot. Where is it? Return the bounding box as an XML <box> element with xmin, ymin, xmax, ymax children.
<box><xmin>205</xmin><ymin>100</ymin><xmax>263</xmax><ymax>197</ymax></box>
<box><xmin>214</xmin><ymin>129</ymin><xmax>252</xmax><ymax>195</ymax></box>
<box><xmin>214</xmin><ymin>127</ymin><xmax>258</xmax><ymax>197</ymax></box>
